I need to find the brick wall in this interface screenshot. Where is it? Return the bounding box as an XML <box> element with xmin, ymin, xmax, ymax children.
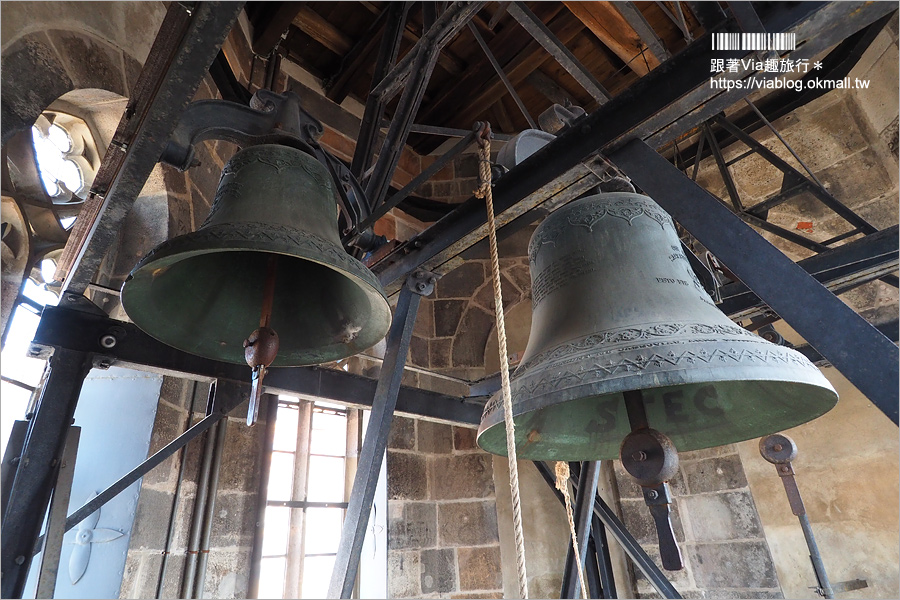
<box><xmin>386</xmin><ymin>416</ymin><xmax>505</xmax><ymax>599</ymax></box>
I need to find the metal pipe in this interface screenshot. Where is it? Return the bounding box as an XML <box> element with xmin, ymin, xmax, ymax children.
<box><xmin>798</xmin><ymin>514</ymin><xmax>835</xmax><ymax>599</ymax></box>
<box><xmin>247</xmin><ymin>395</ymin><xmax>279</xmax><ymax>598</ymax></box>
<box><xmin>194</xmin><ymin>416</ymin><xmax>228</xmax><ymax>599</ymax></box>
<box><xmin>181</xmin><ymin>418</ymin><xmax>218</xmax><ymax>599</ymax></box>
<box><xmin>157</xmin><ymin>382</ymin><xmax>200</xmax><ymax>599</ymax></box>
<box><xmin>562</xmin><ymin>461</ymin><xmax>601</xmax><ymax>598</ymax></box>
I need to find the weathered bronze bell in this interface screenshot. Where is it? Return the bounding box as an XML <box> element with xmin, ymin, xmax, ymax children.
<box><xmin>477</xmin><ymin>192</ymin><xmax>838</xmax><ymax>460</ymax></box>
<box><xmin>121</xmin><ymin>144</ymin><xmax>391</xmax><ymax>366</ymax></box>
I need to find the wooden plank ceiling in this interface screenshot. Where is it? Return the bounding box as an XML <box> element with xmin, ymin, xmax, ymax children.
<box><xmin>247</xmin><ymin>1</ymin><xmax>705</xmax><ymax>154</ymax></box>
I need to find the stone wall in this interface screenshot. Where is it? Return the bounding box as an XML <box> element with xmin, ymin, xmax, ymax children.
<box><xmin>615</xmin><ymin>447</ymin><xmax>781</xmax><ymax>599</ymax></box>
<box><xmin>386</xmin><ymin>416</ymin><xmax>504</xmax><ymax>599</ymax></box>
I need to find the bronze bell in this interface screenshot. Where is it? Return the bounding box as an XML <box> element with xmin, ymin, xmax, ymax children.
<box><xmin>121</xmin><ymin>144</ymin><xmax>391</xmax><ymax>366</ymax></box>
<box><xmin>477</xmin><ymin>192</ymin><xmax>838</xmax><ymax>460</ymax></box>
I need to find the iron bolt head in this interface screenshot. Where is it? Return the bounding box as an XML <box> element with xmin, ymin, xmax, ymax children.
<box><xmin>416</xmin><ymin>282</ymin><xmax>427</xmax><ymax>291</ymax></box>
<box><xmin>647</xmin><ymin>490</ymin><xmax>659</xmax><ymax>500</ymax></box>
<box><xmin>15</xmin><ymin>555</ymin><xmax>25</xmax><ymax>565</ymax></box>
<box><xmin>773</xmin><ymin>444</ymin><xmax>783</xmax><ymax>452</ymax></box>
<box><xmin>780</xmin><ymin>466</ymin><xmax>790</xmax><ymax>473</ymax></box>
<box><xmin>99</xmin><ymin>334</ymin><xmax>117</xmax><ymax>349</ymax></box>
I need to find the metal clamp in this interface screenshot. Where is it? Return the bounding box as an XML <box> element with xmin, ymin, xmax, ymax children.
<box><xmin>406</xmin><ymin>270</ymin><xmax>437</xmax><ymax>297</ymax></box>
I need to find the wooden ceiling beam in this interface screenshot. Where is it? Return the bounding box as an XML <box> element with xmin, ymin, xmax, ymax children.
<box><xmin>325</xmin><ymin>7</ymin><xmax>392</xmax><ymax>103</ymax></box>
<box><xmin>292</xmin><ymin>5</ymin><xmax>354</xmax><ymax>56</ymax></box>
<box><xmin>249</xmin><ymin>2</ymin><xmax>306</xmax><ymax>56</ymax></box>
<box><xmin>562</xmin><ymin>1</ymin><xmax>661</xmax><ymax>76</ymax></box>
<box><xmin>417</xmin><ymin>4</ymin><xmax>565</xmax><ymax>127</ymax></box>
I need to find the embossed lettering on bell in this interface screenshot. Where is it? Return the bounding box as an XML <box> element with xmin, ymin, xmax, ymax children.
<box><xmin>477</xmin><ymin>192</ymin><xmax>838</xmax><ymax>460</ymax></box>
<box><xmin>121</xmin><ymin>144</ymin><xmax>391</xmax><ymax>366</ymax></box>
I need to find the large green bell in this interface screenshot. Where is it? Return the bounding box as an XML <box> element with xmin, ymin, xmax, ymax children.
<box><xmin>477</xmin><ymin>192</ymin><xmax>838</xmax><ymax>460</ymax></box>
<box><xmin>121</xmin><ymin>144</ymin><xmax>391</xmax><ymax>366</ymax></box>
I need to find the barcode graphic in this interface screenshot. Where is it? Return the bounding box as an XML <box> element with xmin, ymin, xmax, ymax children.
<box><xmin>712</xmin><ymin>33</ymin><xmax>796</xmax><ymax>51</ymax></box>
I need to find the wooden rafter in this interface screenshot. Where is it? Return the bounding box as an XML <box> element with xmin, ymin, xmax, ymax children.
<box><xmin>292</xmin><ymin>5</ymin><xmax>354</xmax><ymax>55</ymax></box>
<box><xmin>562</xmin><ymin>1</ymin><xmax>661</xmax><ymax>75</ymax></box>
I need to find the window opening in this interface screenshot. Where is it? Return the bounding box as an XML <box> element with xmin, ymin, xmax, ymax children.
<box><xmin>258</xmin><ymin>397</ymin><xmax>376</xmax><ymax>599</ymax></box>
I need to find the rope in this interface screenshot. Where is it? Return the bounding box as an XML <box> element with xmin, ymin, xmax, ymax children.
<box><xmin>475</xmin><ymin>122</ymin><xmax>529</xmax><ymax>599</ymax></box>
<box><xmin>555</xmin><ymin>461</ymin><xmax>588</xmax><ymax>599</ymax></box>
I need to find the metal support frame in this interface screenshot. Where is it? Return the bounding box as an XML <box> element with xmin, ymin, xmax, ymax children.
<box><xmin>350</xmin><ymin>2</ymin><xmax>410</xmax><ymax>180</ymax></box>
<box><xmin>61</xmin><ymin>2</ymin><xmax>245</xmax><ymax>294</ymax></box>
<box><xmin>534</xmin><ymin>461</ymin><xmax>681</xmax><ymax>599</ymax></box>
<box><xmin>506</xmin><ymin>2</ymin><xmax>610</xmax><ymax>105</ymax></box>
<box><xmin>561</xmin><ymin>461</ymin><xmax>601</xmax><ymax>599</ymax></box>
<box><xmin>1</xmin><ymin>348</ymin><xmax>92</xmax><ymax>598</ymax></box>
<box><xmin>719</xmin><ymin>225</ymin><xmax>899</xmax><ymax>321</ymax></box>
<box><xmin>1</xmin><ymin>420</ymin><xmax>30</xmax><ymax>516</ymax></box>
<box><xmin>328</xmin><ymin>272</ymin><xmax>434</xmax><ymax>598</ymax></box>
<box><xmin>349</xmin><ymin>124</ymin><xmax>481</xmax><ymax>242</ymax></box>
<box><xmin>30</xmin><ymin>303</ymin><xmax>483</xmax><ymax>426</ymax></box>
<box><xmin>371</xmin><ymin>2</ymin><xmax>895</xmax><ymax>293</ymax></box>
<box><xmin>365</xmin><ymin>2</ymin><xmax>486</xmax><ymax>211</ymax></box>
<box><xmin>611</xmin><ymin>139</ymin><xmax>899</xmax><ymax>424</ymax></box>
<box><xmin>467</xmin><ymin>22</ymin><xmax>537</xmax><ymax>129</ymax></box>
<box><xmin>34</xmin><ymin>426</ymin><xmax>80</xmax><ymax>600</ymax></box>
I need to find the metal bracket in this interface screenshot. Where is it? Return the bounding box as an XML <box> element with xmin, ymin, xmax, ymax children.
<box><xmin>760</xmin><ymin>433</ymin><xmax>836</xmax><ymax>599</ymax></box>
<box><xmin>406</xmin><ymin>270</ymin><xmax>438</xmax><ymax>296</ymax></box>
<box><xmin>158</xmin><ymin>89</ymin><xmax>374</xmax><ymax>248</ymax></box>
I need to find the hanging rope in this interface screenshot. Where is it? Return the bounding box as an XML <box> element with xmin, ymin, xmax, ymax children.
<box><xmin>475</xmin><ymin>122</ymin><xmax>529</xmax><ymax>599</ymax></box>
<box><xmin>555</xmin><ymin>461</ymin><xmax>588</xmax><ymax>599</ymax></box>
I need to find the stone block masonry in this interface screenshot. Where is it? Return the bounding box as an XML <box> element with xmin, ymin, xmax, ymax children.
<box><xmin>613</xmin><ymin>445</ymin><xmax>783</xmax><ymax>599</ymax></box>
<box><xmin>387</xmin><ymin>416</ymin><xmax>505</xmax><ymax>599</ymax></box>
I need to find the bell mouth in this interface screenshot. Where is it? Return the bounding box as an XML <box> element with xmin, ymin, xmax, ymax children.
<box><xmin>121</xmin><ymin>229</ymin><xmax>391</xmax><ymax>366</ymax></box>
<box><xmin>476</xmin><ymin>378</ymin><xmax>838</xmax><ymax>461</ymax></box>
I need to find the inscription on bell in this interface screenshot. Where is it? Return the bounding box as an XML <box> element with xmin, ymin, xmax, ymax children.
<box><xmin>532</xmin><ymin>254</ymin><xmax>601</xmax><ymax>306</ymax></box>
<box><xmin>656</xmin><ymin>277</ymin><xmax>689</xmax><ymax>286</ymax></box>
<box><xmin>588</xmin><ymin>386</ymin><xmax>724</xmax><ymax>433</ymax></box>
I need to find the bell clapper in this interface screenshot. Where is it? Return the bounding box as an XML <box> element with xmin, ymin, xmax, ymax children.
<box><xmin>620</xmin><ymin>389</ymin><xmax>684</xmax><ymax>570</ymax></box>
<box><xmin>244</xmin><ymin>256</ymin><xmax>281</xmax><ymax>426</ymax></box>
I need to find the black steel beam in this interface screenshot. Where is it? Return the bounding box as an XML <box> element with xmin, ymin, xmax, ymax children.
<box><xmin>796</xmin><ymin>319</ymin><xmax>899</xmax><ymax>367</ymax></box>
<box><xmin>62</xmin><ymin>2</ymin><xmax>245</xmax><ymax>294</ymax></box>
<box><xmin>372</xmin><ymin>2</ymin><xmax>890</xmax><ymax>291</ymax></box>
<box><xmin>562</xmin><ymin>461</ymin><xmax>601</xmax><ymax>599</ymax></box>
<box><xmin>611</xmin><ymin>139</ymin><xmax>899</xmax><ymax>425</ymax></box>
<box><xmin>713</xmin><ymin>115</ymin><xmax>877</xmax><ymax>235</ymax></box>
<box><xmin>1</xmin><ymin>348</ymin><xmax>93</xmax><ymax>598</ymax></box>
<box><xmin>365</xmin><ymin>2</ymin><xmax>486</xmax><ymax>210</ymax></box>
<box><xmin>30</xmin><ymin>304</ymin><xmax>483</xmax><ymax>426</ymax></box>
<box><xmin>720</xmin><ymin>225</ymin><xmax>899</xmax><ymax>320</ymax></box>
<box><xmin>328</xmin><ymin>277</ymin><xmax>427</xmax><ymax>598</ymax></box>
<box><xmin>350</xmin><ymin>2</ymin><xmax>409</xmax><ymax>180</ymax></box>
<box><xmin>534</xmin><ymin>461</ymin><xmax>681</xmax><ymax>599</ymax></box>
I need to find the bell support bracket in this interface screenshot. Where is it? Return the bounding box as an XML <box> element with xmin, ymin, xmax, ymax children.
<box><xmin>760</xmin><ymin>434</ymin><xmax>835</xmax><ymax>598</ymax></box>
<box><xmin>620</xmin><ymin>389</ymin><xmax>684</xmax><ymax>570</ymax></box>
<box><xmin>158</xmin><ymin>89</ymin><xmax>376</xmax><ymax>248</ymax></box>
